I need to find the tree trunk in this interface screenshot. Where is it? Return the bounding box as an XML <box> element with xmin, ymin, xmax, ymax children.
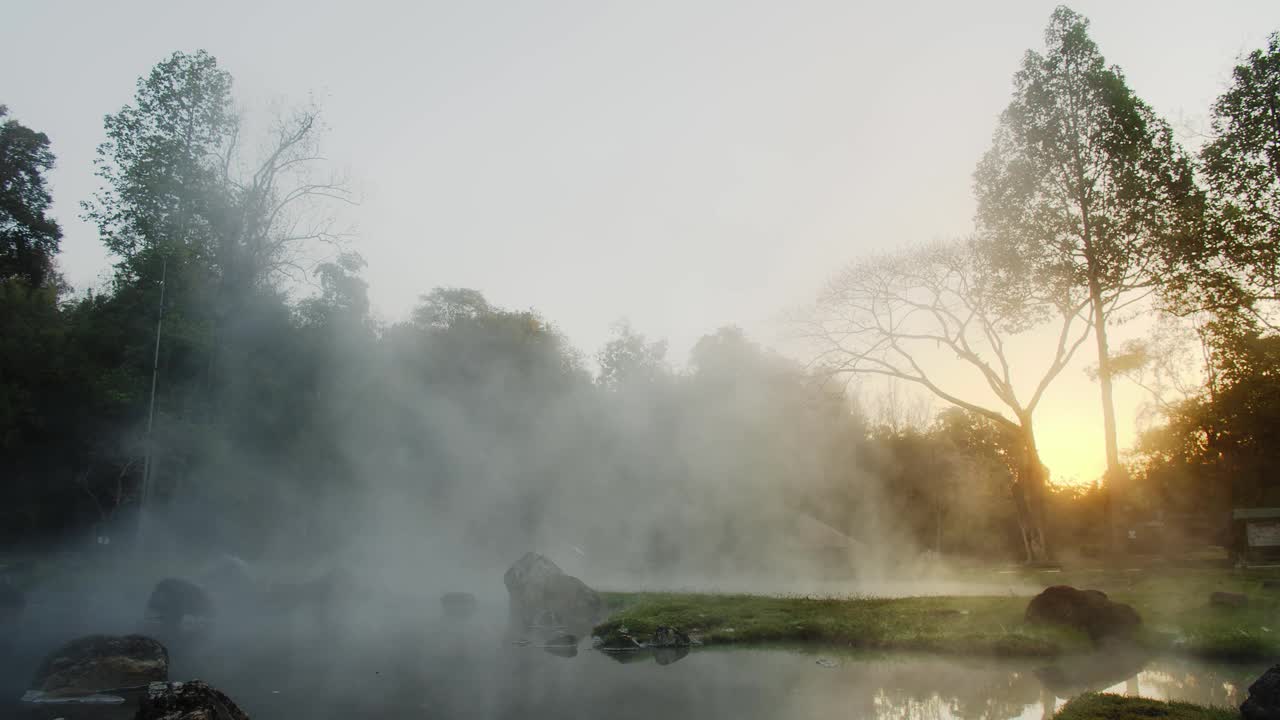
<box><xmin>1007</xmin><ymin>419</ymin><xmax>1051</xmax><ymax>564</ymax></box>
<box><xmin>1088</xmin><ymin>281</ymin><xmax>1124</xmax><ymax>554</ymax></box>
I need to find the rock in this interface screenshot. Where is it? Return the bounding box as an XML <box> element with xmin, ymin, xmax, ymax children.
<box><xmin>1025</xmin><ymin>585</ymin><xmax>1141</xmax><ymax>644</ymax></box>
<box><xmin>597</xmin><ymin>627</ymin><xmax>645</xmax><ymax>651</ymax></box>
<box><xmin>649</xmin><ymin>626</ymin><xmax>691</xmax><ymax>648</ymax></box>
<box><xmin>145</xmin><ymin>579</ymin><xmax>214</xmax><ymax>630</ymax></box>
<box><xmin>137</xmin><ymin>680</ymin><xmax>249</xmax><ymax>720</ymax></box>
<box><xmin>542</xmin><ymin>630</ymin><xmax>577</xmax><ymax>647</ymax></box>
<box><xmin>503</xmin><ymin>552</ymin><xmax>602</xmax><ymax>633</ymax></box>
<box><xmin>1211</xmin><ymin>591</ymin><xmax>1248</xmax><ymax>608</ymax></box>
<box><xmin>1242</xmin><ymin>665</ymin><xmax>1280</xmax><ymax>720</ymax></box>
<box><xmin>31</xmin><ymin>635</ymin><xmax>168</xmax><ymax>697</ymax></box>
<box><xmin>441</xmin><ymin>592</ymin><xmax>478</xmax><ymax>619</ymax></box>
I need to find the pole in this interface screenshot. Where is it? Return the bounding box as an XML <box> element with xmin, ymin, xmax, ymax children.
<box><xmin>137</xmin><ymin>256</ymin><xmax>167</xmax><ymax>553</ymax></box>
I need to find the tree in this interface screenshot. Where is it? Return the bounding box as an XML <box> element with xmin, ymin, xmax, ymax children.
<box><xmin>83</xmin><ymin>50</ymin><xmax>235</xmax><ymax>280</ymax></box>
<box><xmin>806</xmin><ymin>240</ymin><xmax>1092</xmax><ymax>562</ymax></box>
<box><xmin>0</xmin><ymin>106</ymin><xmax>62</xmax><ymax>289</ymax></box>
<box><xmin>597</xmin><ymin>321</ymin><xmax>668</xmax><ymax>388</ymax></box>
<box><xmin>1201</xmin><ymin>31</ymin><xmax>1280</xmax><ymax>331</ymax></box>
<box><xmin>973</xmin><ymin>7</ymin><xmax>1204</xmax><ymax>545</ymax></box>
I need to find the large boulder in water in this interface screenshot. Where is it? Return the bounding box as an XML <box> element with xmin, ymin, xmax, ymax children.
<box><xmin>145</xmin><ymin>578</ymin><xmax>215</xmax><ymax>637</ymax></box>
<box><xmin>30</xmin><ymin>634</ymin><xmax>168</xmax><ymax>697</ymax></box>
<box><xmin>503</xmin><ymin>552</ymin><xmax>602</xmax><ymax>631</ymax></box>
<box><xmin>1242</xmin><ymin>665</ymin><xmax>1280</xmax><ymax>720</ymax></box>
<box><xmin>137</xmin><ymin>680</ymin><xmax>248</xmax><ymax>720</ymax></box>
<box><xmin>1025</xmin><ymin>585</ymin><xmax>1140</xmax><ymax>644</ymax></box>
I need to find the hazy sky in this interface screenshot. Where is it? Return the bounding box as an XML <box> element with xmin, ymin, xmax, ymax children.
<box><xmin>4</xmin><ymin>1</ymin><xmax>1278</xmax><ymax>483</ymax></box>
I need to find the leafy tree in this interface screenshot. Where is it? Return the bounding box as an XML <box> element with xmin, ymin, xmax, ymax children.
<box><xmin>973</xmin><ymin>7</ymin><xmax>1204</xmax><ymax>544</ymax></box>
<box><xmin>83</xmin><ymin>50</ymin><xmax>235</xmax><ymax>279</ymax></box>
<box><xmin>410</xmin><ymin>287</ymin><xmax>493</xmax><ymax>329</ymax></box>
<box><xmin>1201</xmin><ymin>31</ymin><xmax>1280</xmax><ymax>331</ymax></box>
<box><xmin>597</xmin><ymin>320</ymin><xmax>668</xmax><ymax>388</ymax></box>
<box><xmin>0</xmin><ymin>106</ymin><xmax>62</xmax><ymax>289</ymax></box>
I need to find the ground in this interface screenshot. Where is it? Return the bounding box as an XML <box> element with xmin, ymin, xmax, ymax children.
<box><xmin>595</xmin><ymin>565</ymin><xmax>1280</xmax><ymax>659</ymax></box>
<box><xmin>1053</xmin><ymin>693</ymin><xmax>1239</xmax><ymax>720</ymax></box>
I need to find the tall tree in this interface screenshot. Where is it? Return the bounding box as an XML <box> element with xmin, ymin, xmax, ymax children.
<box><xmin>806</xmin><ymin>240</ymin><xmax>1092</xmax><ymax>562</ymax></box>
<box><xmin>1202</xmin><ymin>31</ymin><xmax>1280</xmax><ymax>332</ymax></box>
<box><xmin>973</xmin><ymin>7</ymin><xmax>1203</xmax><ymax>545</ymax></box>
<box><xmin>83</xmin><ymin>50</ymin><xmax>235</xmax><ymax>281</ymax></box>
<box><xmin>0</xmin><ymin>106</ymin><xmax>62</xmax><ymax>289</ymax></box>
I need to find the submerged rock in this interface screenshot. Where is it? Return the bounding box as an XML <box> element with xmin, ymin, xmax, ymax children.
<box><xmin>503</xmin><ymin>552</ymin><xmax>602</xmax><ymax>633</ymax></box>
<box><xmin>542</xmin><ymin>630</ymin><xmax>578</xmax><ymax>647</ymax></box>
<box><xmin>1242</xmin><ymin>665</ymin><xmax>1280</xmax><ymax>720</ymax></box>
<box><xmin>137</xmin><ymin>680</ymin><xmax>249</xmax><ymax>720</ymax></box>
<box><xmin>1024</xmin><ymin>585</ymin><xmax>1140</xmax><ymax>644</ymax></box>
<box><xmin>441</xmin><ymin>591</ymin><xmax>478</xmax><ymax>619</ymax></box>
<box><xmin>146</xmin><ymin>578</ymin><xmax>215</xmax><ymax>630</ymax></box>
<box><xmin>31</xmin><ymin>634</ymin><xmax>168</xmax><ymax>697</ymax></box>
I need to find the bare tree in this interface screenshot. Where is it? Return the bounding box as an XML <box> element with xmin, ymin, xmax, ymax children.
<box><xmin>205</xmin><ymin>105</ymin><xmax>356</xmax><ymax>404</ymax></box>
<box><xmin>802</xmin><ymin>240</ymin><xmax>1092</xmax><ymax>562</ymax></box>
<box><xmin>215</xmin><ymin>104</ymin><xmax>355</xmax><ymax>294</ymax></box>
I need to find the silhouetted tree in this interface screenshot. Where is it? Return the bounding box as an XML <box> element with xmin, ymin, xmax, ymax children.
<box><xmin>973</xmin><ymin>7</ymin><xmax>1204</xmax><ymax>547</ymax></box>
<box><xmin>806</xmin><ymin>240</ymin><xmax>1092</xmax><ymax>562</ymax></box>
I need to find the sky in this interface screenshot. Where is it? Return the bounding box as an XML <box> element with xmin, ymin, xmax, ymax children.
<box><xmin>3</xmin><ymin>1</ymin><xmax>1278</xmax><ymax>484</ymax></box>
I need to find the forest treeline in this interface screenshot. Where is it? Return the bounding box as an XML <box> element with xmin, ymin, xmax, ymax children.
<box><xmin>2</xmin><ymin>9</ymin><xmax>1278</xmax><ymax>568</ymax></box>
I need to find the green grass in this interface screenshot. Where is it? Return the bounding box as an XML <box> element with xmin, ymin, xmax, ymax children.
<box><xmin>595</xmin><ymin>566</ymin><xmax>1280</xmax><ymax>659</ymax></box>
<box><xmin>595</xmin><ymin>592</ymin><xmax>1089</xmax><ymax>656</ymax></box>
<box><xmin>1054</xmin><ymin>693</ymin><xmax>1238</xmax><ymax>720</ymax></box>
<box><xmin>1008</xmin><ymin>567</ymin><xmax>1280</xmax><ymax>659</ymax></box>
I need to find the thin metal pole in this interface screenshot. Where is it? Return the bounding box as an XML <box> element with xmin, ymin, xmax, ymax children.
<box><xmin>137</xmin><ymin>256</ymin><xmax>167</xmax><ymax>552</ymax></box>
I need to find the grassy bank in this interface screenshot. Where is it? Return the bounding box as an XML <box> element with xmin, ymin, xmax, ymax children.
<box><xmin>1054</xmin><ymin>693</ymin><xmax>1238</xmax><ymax>720</ymax></box>
<box><xmin>595</xmin><ymin>593</ymin><xmax>1089</xmax><ymax>656</ymax></box>
<box><xmin>595</xmin><ymin>566</ymin><xmax>1280</xmax><ymax>659</ymax></box>
<box><xmin>1017</xmin><ymin>566</ymin><xmax>1280</xmax><ymax>659</ymax></box>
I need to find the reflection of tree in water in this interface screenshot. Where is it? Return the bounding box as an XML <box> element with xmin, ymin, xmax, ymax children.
<box><xmin>868</xmin><ymin>660</ymin><xmax>1041</xmax><ymax>720</ymax></box>
<box><xmin>839</xmin><ymin>656</ymin><xmax>1264</xmax><ymax>720</ymax></box>
<box><xmin>1133</xmin><ymin>660</ymin><xmax>1267</xmax><ymax>708</ymax></box>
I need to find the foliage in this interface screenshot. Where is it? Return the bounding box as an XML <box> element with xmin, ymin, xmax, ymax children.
<box><xmin>0</xmin><ymin>106</ymin><xmax>62</xmax><ymax>288</ymax></box>
<box><xmin>1202</xmin><ymin>31</ymin><xmax>1280</xmax><ymax>330</ymax></box>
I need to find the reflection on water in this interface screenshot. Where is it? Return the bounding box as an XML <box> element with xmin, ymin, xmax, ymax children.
<box><xmin>2</xmin><ymin>595</ymin><xmax>1266</xmax><ymax>720</ymax></box>
<box><xmin>192</xmin><ymin>641</ymin><xmax>1265</xmax><ymax>719</ymax></box>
